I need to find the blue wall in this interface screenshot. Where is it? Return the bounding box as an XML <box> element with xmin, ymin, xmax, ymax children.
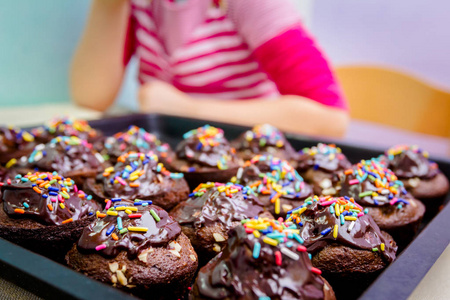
<box><xmin>0</xmin><ymin>1</ymin><xmax>92</xmax><ymax>107</ymax></box>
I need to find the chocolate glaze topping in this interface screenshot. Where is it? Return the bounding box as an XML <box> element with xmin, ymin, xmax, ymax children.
<box><xmin>95</xmin><ymin>151</ymin><xmax>185</xmax><ymax>200</ymax></box>
<box><xmin>233</xmin><ymin>155</ymin><xmax>313</xmax><ymax>200</ymax></box>
<box><xmin>172</xmin><ymin>183</ymin><xmax>264</xmax><ymax>229</ymax></box>
<box><xmin>175</xmin><ymin>125</ymin><xmax>240</xmax><ymax>170</ymax></box>
<box><xmin>32</xmin><ymin>116</ymin><xmax>102</xmax><ymax>144</ymax></box>
<box><xmin>1</xmin><ymin>172</ymin><xmax>100</xmax><ymax>225</ymax></box>
<box><xmin>232</xmin><ymin>124</ymin><xmax>297</xmax><ymax>161</ymax></box>
<box><xmin>194</xmin><ymin>225</ymin><xmax>326</xmax><ymax>300</ymax></box>
<box><xmin>297</xmin><ymin>143</ymin><xmax>351</xmax><ymax>173</ymax></box>
<box><xmin>77</xmin><ymin>202</ymin><xmax>181</xmax><ymax>258</ymax></box>
<box><xmin>287</xmin><ymin>197</ymin><xmax>396</xmax><ymax>262</ymax></box>
<box><xmin>0</xmin><ymin>127</ymin><xmax>36</xmax><ymax>165</ymax></box>
<box><xmin>338</xmin><ymin>158</ymin><xmax>411</xmax><ymax>207</ymax></box>
<box><xmin>103</xmin><ymin>125</ymin><xmax>173</xmax><ymax>162</ymax></box>
<box><xmin>22</xmin><ymin>136</ymin><xmax>104</xmax><ymax>175</ymax></box>
<box><xmin>385</xmin><ymin>145</ymin><xmax>439</xmax><ymax>179</ymax></box>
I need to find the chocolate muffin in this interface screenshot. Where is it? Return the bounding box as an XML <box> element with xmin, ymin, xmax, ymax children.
<box><xmin>384</xmin><ymin>145</ymin><xmax>449</xmax><ymax>217</ymax></box>
<box><xmin>231</xmin><ymin>155</ymin><xmax>313</xmax><ymax>217</ymax></box>
<box><xmin>0</xmin><ymin>171</ymin><xmax>101</xmax><ymax>261</ymax></box>
<box><xmin>168</xmin><ymin>125</ymin><xmax>241</xmax><ymax>189</ymax></box>
<box><xmin>102</xmin><ymin>125</ymin><xmax>175</xmax><ymax>164</ymax></box>
<box><xmin>84</xmin><ymin>151</ymin><xmax>189</xmax><ymax>211</ymax></box>
<box><xmin>231</xmin><ymin>124</ymin><xmax>297</xmax><ymax>162</ymax></box>
<box><xmin>192</xmin><ymin>221</ymin><xmax>335</xmax><ymax>300</ymax></box>
<box><xmin>11</xmin><ymin>136</ymin><xmax>105</xmax><ymax>186</ymax></box>
<box><xmin>170</xmin><ymin>182</ymin><xmax>267</xmax><ymax>265</ymax></box>
<box><xmin>0</xmin><ymin>126</ymin><xmax>36</xmax><ymax>166</ymax></box>
<box><xmin>296</xmin><ymin>143</ymin><xmax>352</xmax><ymax>195</ymax></box>
<box><xmin>337</xmin><ymin>158</ymin><xmax>425</xmax><ymax>249</ymax></box>
<box><xmin>32</xmin><ymin>116</ymin><xmax>103</xmax><ymax>145</ymax></box>
<box><xmin>286</xmin><ymin>196</ymin><xmax>397</xmax><ymax>299</ymax></box>
<box><xmin>66</xmin><ymin>201</ymin><xmax>198</xmax><ymax>299</ymax></box>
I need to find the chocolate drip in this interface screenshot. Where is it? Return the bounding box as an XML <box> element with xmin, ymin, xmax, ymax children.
<box><xmin>1</xmin><ymin>173</ymin><xmax>100</xmax><ymax>226</ymax></box>
<box><xmin>297</xmin><ymin>144</ymin><xmax>351</xmax><ymax>173</ymax></box>
<box><xmin>77</xmin><ymin>203</ymin><xmax>181</xmax><ymax>258</ymax></box>
<box><xmin>386</xmin><ymin>149</ymin><xmax>439</xmax><ymax>179</ymax></box>
<box><xmin>0</xmin><ymin>127</ymin><xmax>36</xmax><ymax>164</ymax></box>
<box><xmin>172</xmin><ymin>185</ymin><xmax>264</xmax><ymax>229</ymax></box>
<box><xmin>175</xmin><ymin>126</ymin><xmax>239</xmax><ymax>169</ymax></box>
<box><xmin>338</xmin><ymin>159</ymin><xmax>411</xmax><ymax>207</ymax></box>
<box><xmin>24</xmin><ymin>136</ymin><xmax>103</xmax><ymax>175</ymax></box>
<box><xmin>103</xmin><ymin>126</ymin><xmax>173</xmax><ymax>162</ymax></box>
<box><xmin>194</xmin><ymin>225</ymin><xmax>326</xmax><ymax>300</ymax></box>
<box><xmin>293</xmin><ymin>201</ymin><xmax>396</xmax><ymax>262</ymax></box>
<box><xmin>96</xmin><ymin>152</ymin><xmax>185</xmax><ymax>200</ymax></box>
<box><xmin>32</xmin><ymin>116</ymin><xmax>102</xmax><ymax>144</ymax></box>
<box><xmin>235</xmin><ymin>155</ymin><xmax>313</xmax><ymax>200</ymax></box>
<box><xmin>232</xmin><ymin>124</ymin><xmax>297</xmax><ymax>161</ymax></box>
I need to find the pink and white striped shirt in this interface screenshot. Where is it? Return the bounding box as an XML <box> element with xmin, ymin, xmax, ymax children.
<box><xmin>124</xmin><ymin>0</ymin><xmax>347</xmax><ymax>109</ymax></box>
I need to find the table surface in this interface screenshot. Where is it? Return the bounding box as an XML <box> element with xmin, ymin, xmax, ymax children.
<box><xmin>0</xmin><ymin>103</ymin><xmax>449</xmax><ymax>299</ymax></box>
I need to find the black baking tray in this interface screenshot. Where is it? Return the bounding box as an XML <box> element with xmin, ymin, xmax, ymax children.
<box><xmin>1</xmin><ymin>113</ymin><xmax>449</xmax><ymax>300</ymax></box>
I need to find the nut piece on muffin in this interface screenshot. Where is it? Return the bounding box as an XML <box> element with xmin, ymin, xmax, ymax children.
<box><xmin>167</xmin><ymin>125</ymin><xmax>241</xmax><ymax>189</ymax></box>
<box><xmin>231</xmin><ymin>155</ymin><xmax>313</xmax><ymax>217</ymax></box>
<box><xmin>32</xmin><ymin>116</ymin><xmax>103</xmax><ymax>145</ymax></box>
<box><xmin>84</xmin><ymin>151</ymin><xmax>189</xmax><ymax>211</ymax></box>
<box><xmin>66</xmin><ymin>201</ymin><xmax>198</xmax><ymax>300</ymax></box>
<box><xmin>102</xmin><ymin>125</ymin><xmax>174</xmax><ymax>164</ymax></box>
<box><xmin>286</xmin><ymin>196</ymin><xmax>397</xmax><ymax>299</ymax></box>
<box><xmin>191</xmin><ymin>221</ymin><xmax>336</xmax><ymax>300</ymax></box>
<box><xmin>0</xmin><ymin>126</ymin><xmax>36</xmax><ymax>166</ymax></box>
<box><xmin>231</xmin><ymin>124</ymin><xmax>297</xmax><ymax>162</ymax></box>
<box><xmin>383</xmin><ymin>145</ymin><xmax>449</xmax><ymax>216</ymax></box>
<box><xmin>170</xmin><ymin>182</ymin><xmax>268</xmax><ymax>265</ymax></box>
<box><xmin>0</xmin><ymin>171</ymin><xmax>101</xmax><ymax>261</ymax></box>
<box><xmin>296</xmin><ymin>143</ymin><xmax>352</xmax><ymax>195</ymax></box>
<box><xmin>10</xmin><ymin>136</ymin><xmax>105</xmax><ymax>187</ymax></box>
<box><xmin>337</xmin><ymin>158</ymin><xmax>425</xmax><ymax>249</ymax></box>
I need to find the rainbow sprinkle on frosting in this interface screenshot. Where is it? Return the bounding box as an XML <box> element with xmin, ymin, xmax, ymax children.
<box><xmin>241</xmin><ymin>217</ymin><xmax>321</xmax><ymax>272</ymax></box>
<box><xmin>189</xmin><ymin>182</ymin><xmax>256</xmax><ymax>199</ymax></box>
<box><xmin>9</xmin><ymin>171</ymin><xmax>93</xmax><ymax>217</ymax></box>
<box><xmin>300</xmin><ymin>143</ymin><xmax>345</xmax><ymax>161</ymax></box>
<box><xmin>183</xmin><ymin>125</ymin><xmax>225</xmax><ymax>147</ymax></box>
<box><xmin>27</xmin><ymin>136</ymin><xmax>97</xmax><ymax>164</ymax></box>
<box><xmin>2</xmin><ymin>126</ymin><xmax>35</xmax><ymax>142</ymax></box>
<box><xmin>34</xmin><ymin>116</ymin><xmax>98</xmax><ymax>138</ymax></box>
<box><xmin>105</xmin><ymin>126</ymin><xmax>169</xmax><ymax>154</ymax></box>
<box><xmin>286</xmin><ymin>195</ymin><xmax>365</xmax><ymax>226</ymax></box>
<box><xmin>232</xmin><ymin>155</ymin><xmax>307</xmax><ymax>214</ymax></box>
<box><xmin>103</xmin><ymin>152</ymin><xmax>183</xmax><ymax>188</ymax></box>
<box><xmin>386</xmin><ymin>144</ymin><xmax>429</xmax><ymax>159</ymax></box>
<box><xmin>182</xmin><ymin>125</ymin><xmax>235</xmax><ymax>170</ymax></box>
<box><xmin>345</xmin><ymin>158</ymin><xmax>409</xmax><ymax>208</ymax></box>
<box><xmin>244</xmin><ymin>124</ymin><xmax>285</xmax><ymax>148</ymax></box>
<box><xmin>284</xmin><ymin>196</ymin><xmax>385</xmax><ymax>252</ymax></box>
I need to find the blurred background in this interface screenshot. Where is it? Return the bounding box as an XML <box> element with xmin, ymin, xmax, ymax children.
<box><xmin>2</xmin><ymin>0</ymin><xmax>449</xmax><ymax>106</ymax></box>
<box><xmin>0</xmin><ymin>0</ymin><xmax>449</xmax><ymax>154</ymax></box>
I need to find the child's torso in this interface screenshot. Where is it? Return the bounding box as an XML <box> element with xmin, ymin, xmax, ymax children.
<box><xmin>131</xmin><ymin>0</ymin><xmax>279</xmax><ymax>99</ymax></box>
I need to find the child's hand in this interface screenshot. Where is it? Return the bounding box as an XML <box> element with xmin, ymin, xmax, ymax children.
<box><xmin>138</xmin><ymin>81</ymin><xmax>191</xmax><ymax>115</ymax></box>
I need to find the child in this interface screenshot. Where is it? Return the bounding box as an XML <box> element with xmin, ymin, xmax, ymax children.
<box><xmin>71</xmin><ymin>0</ymin><xmax>349</xmax><ymax>137</ymax></box>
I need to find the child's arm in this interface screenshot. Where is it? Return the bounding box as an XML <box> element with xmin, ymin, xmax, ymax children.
<box><xmin>138</xmin><ymin>81</ymin><xmax>349</xmax><ymax>138</ymax></box>
<box><xmin>70</xmin><ymin>0</ymin><xmax>129</xmax><ymax>111</ymax></box>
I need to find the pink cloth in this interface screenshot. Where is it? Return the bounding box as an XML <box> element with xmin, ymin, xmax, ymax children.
<box><xmin>254</xmin><ymin>27</ymin><xmax>348</xmax><ymax>109</ymax></box>
<box><xmin>124</xmin><ymin>0</ymin><xmax>347</xmax><ymax>110</ymax></box>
